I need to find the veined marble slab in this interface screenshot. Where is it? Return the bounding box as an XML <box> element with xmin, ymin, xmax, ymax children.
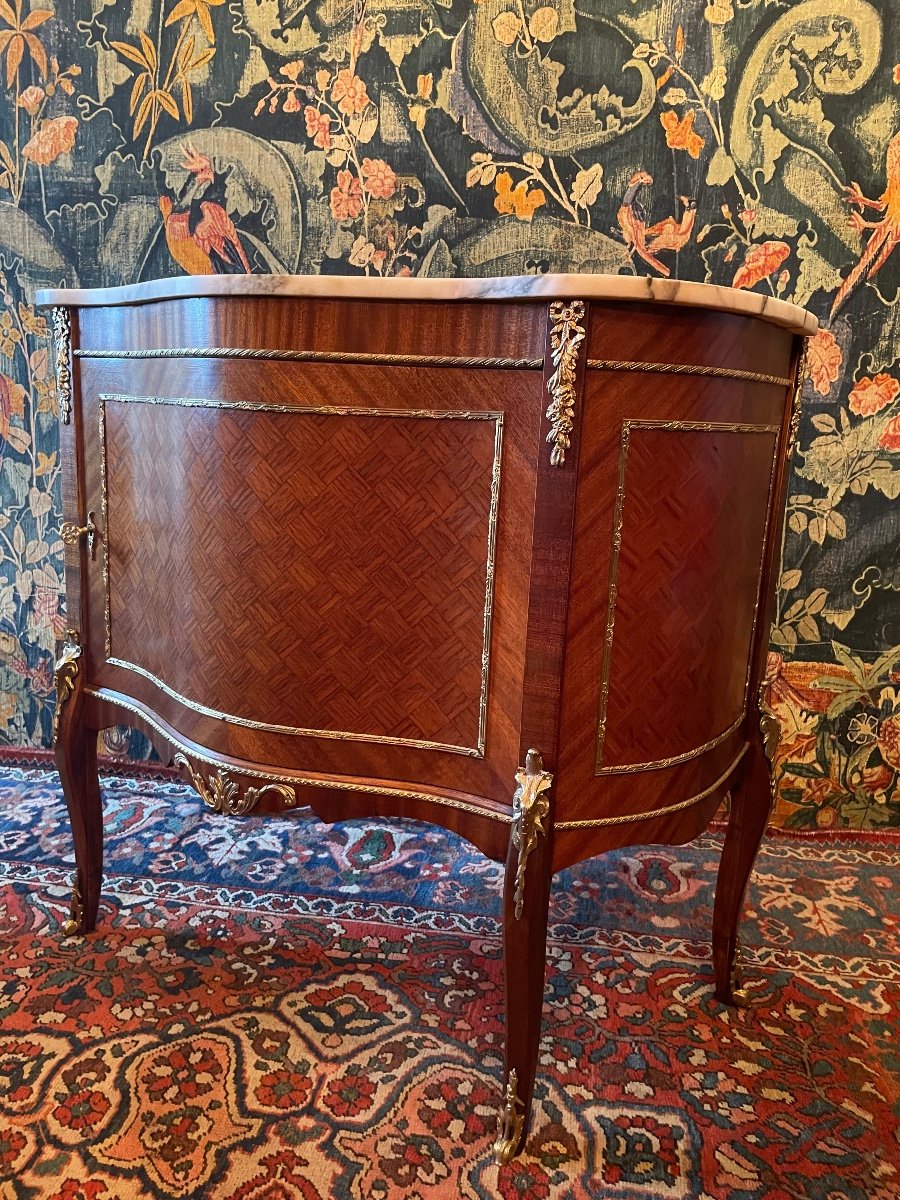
<box><xmin>35</xmin><ymin>272</ymin><xmax>817</xmax><ymax>335</ymax></box>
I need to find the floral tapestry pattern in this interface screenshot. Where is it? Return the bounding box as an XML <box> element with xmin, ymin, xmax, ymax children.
<box><xmin>0</xmin><ymin>0</ymin><xmax>898</xmax><ymax>829</ymax></box>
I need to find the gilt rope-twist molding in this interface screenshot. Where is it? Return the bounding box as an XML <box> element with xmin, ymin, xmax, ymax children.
<box><xmin>545</xmin><ymin>301</ymin><xmax>586</xmax><ymax>466</ymax></box>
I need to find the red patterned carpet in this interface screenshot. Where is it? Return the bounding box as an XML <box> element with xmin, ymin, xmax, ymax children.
<box><xmin>0</xmin><ymin>763</ymin><xmax>897</xmax><ymax>1199</ymax></box>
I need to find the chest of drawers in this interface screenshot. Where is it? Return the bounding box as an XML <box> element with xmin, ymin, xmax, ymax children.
<box><xmin>38</xmin><ymin>274</ymin><xmax>814</xmax><ymax>1160</ymax></box>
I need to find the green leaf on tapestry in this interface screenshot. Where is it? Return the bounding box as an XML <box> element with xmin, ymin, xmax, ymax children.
<box><xmin>862</xmin><ymin>462</ymin><xmax>900</xmax><ymax>499</ymax></box>
<box><xmin>1</xmin><ymin>460</ymin><xmax>30</xmax><ymax>506</ymax></box>
<box><xmin>570</xmin><ymin>163</ymin><xmax>604</xmax><ymax>209</ymax></box>
<box><xmin>808</xmin><ymin>516</ymin><xmax>827</xmax><ymax>544</ymax></box>
<box><xmin>756</xmin><ymin>115</ymin><xmax>790</xmax><ymax>183</ymax></box>
<box><xmin>867</xmin><ymin>646</ymin><xmax>900</xmax><ymax>682</ymax></box>
<box><xmin>705</xmin><ymin>147</ymin><xmax>735</xmax><ymax>186</ymax></box>
<box><xmin>826</xmin><ymin>690</ymin><xmax>866</xmax><ymax>721</ymax></box>
<box><xmin>825</xmin><ymin>511</ymin><xmax>847</xmax><ymax>539</ymax></box>
<box><xmin>25</xmin><ymin>539</ymin><xmax>49</xmax><ymax>565</ymax></box>
<box><xmin>811</xmin><ymin>414</ymin><xmax>837</xmax><ymax>434</ymax></box>
<box><xmin>292</xmin><ymin>16</ymin><xmax>319</xmax><ymax>52</ymax></box>
<box><xmin>831</xmin><ymin>641</ymin><xmax>872</xmax><ymax>679</ymax></box>
<box><xmin>417</xmin><ymin>238</ymin><xmax>454</xmax><ymax>277</ymax></box>
<box><xmin>750</xmin><ymin>203</ymin><xmax>798</xmax><ymax>239</ymax></box>
<box><xmin>32</xmin><ymin>566</ymin><xmax>60</xmax><ymax>591</ymax></box>
<box><xmin>788</xmin><ymin>511</ymin><xmax>808</xmax><ymax>534</ymax></box>
<box><xmin>4</xmin><ymin>425</ymin><xmax>30</xmax><ymax>454</ymax></box>
<box><xmin>797</xmin><ymin>615</ymin><xmax>821</xmax><ymax>642</ymax></box>
<box><xmin>349</xmin><ymin>109</ymin><xmax>378</xmax><ymax>145</ymax></box>
<box><xmin>806</xmin><ymin>589</ymin><xmax>828</xmax><ymax>615</ymax></box>
<box><xmin>780</xmin><ymin>788</ymin><xmax>804</xmax><ymax>802</ymax></box>
<box><xmin>771</xmin><ymin>625</ymin><xmax>797</xmax><ymax>650</ymax></box>
<box><xmin>781</xmin><ymin>763</ymin><xmax>825</xmax><ymax>779</ymax></box>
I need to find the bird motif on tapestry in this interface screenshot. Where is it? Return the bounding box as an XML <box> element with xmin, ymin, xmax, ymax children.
<box><xmin>158</xmin><ymin>143</ymin><xmax>251</xmax><ymax>275</ymax></box>
<box><xmin>616</xmin><ymin>172</ymin><xmax>696</xmax><ymax>277</ymax></box>
<box><xmin>831</xmin><ymin>130</ymin><xmax>900</xmax><ymax>319</ymax></box>
<box><xmin>617</xmin><ymin>169</ymin><xmax>666</xmax><ymax>275</ymax></box>
<box><xmin>644</xmin><ymin>195</ymin><xmax>697</xmax><ymax>255</ymax></box>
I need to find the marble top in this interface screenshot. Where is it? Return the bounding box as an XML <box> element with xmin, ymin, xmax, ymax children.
<box><xmin>35</xmin><ymin>273</ymin><xmax>817</xmax><ymax>335</ymax></box>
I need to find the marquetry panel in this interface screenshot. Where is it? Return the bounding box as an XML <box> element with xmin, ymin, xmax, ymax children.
<box><xmin>551</xmin><ymin>364</ymin><xmax>790</xmax><ymax>833</ymax></box>
<box><xmin>595</xmin><ymin>421</ymin><xmax>778</xmax><ymax>771</ymax></box>
<box><xmin>100</xmin><ymin>387</ymin><xmax>502</xmax><ymax>756</ymax></box>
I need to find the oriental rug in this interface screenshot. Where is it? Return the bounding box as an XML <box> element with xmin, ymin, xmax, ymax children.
<box><xmin>0</xmin><ymin>764</ymin><xmax>897</xmax><ymax>1200</ymax></box>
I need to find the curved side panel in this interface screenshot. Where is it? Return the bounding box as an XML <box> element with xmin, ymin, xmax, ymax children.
<box><xmin>595</xmin><ymin>420</ymin><xmax>779</xmax><ymax>771</ymax></box>
<box><xmin>555</xmin><ymin>308</ymin><xmax>794</xmax><ymax>835</ymax></box>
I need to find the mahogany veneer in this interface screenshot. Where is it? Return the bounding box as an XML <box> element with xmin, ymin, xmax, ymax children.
<box><xmin>37</xmin><ymin>274</ymin><xmax>814</xmax><ymax>1162</ymax></box>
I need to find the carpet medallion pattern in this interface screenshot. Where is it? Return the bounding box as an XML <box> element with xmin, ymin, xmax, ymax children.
<box><xmin>0</xmin><ymin>766</ymin><xmax>897</xmax><ymax>1199</ymax></box>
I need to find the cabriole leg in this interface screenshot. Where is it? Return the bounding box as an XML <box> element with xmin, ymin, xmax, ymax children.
<box><xmin>494</xmin><ymin>750</ymin><xmax>554</xmax><ymax>1164</ymax></box>
<box><xmin>712</xmin><ymin>697</ymin><xmax>778</xmax><ymax>1006</ymax></box>
<box><xmin>53</xmin><ymin>630</ymin><xmax>102</xmax><ymax>935</ymax></box>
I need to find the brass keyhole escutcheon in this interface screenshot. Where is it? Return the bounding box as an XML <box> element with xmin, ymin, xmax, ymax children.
<box><xmin>60</xmin><ymin>511</ymin><xmax>96</xmax><ymax>559</ymax></box>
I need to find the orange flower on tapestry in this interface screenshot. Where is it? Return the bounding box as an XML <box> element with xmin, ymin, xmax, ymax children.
<box><xmin>0</xmin><ymin>372</ymin><xmax>26</xmax><ymax>445</ymax></box>
<box><xmin>362</xmin><ymin>158</ymin><xmax>397</xmax><ymax>200</ymax></box>
<box><xmin>0</xmin><ymin>309</ymin><xmax>20</xmax><ymax>357</ymax></box>
<box><xmin>22</xmin><ymin>115</ymin><xmax>77</xmax><ymax>165</ymax></box>
<box><xmin>806</xmin><ymin>328</ymin><xmax>842</xmax><ymax>396</ymax></box>
<box><xmin>304</xmin><ymin>106</ymin><xmax>331</xmax><ymax>150</ymax></box>
<box><xmin>659</xmin><ymin>110</ymin><xmax>704</xmax><ymax>158</ymax></box>
<box><xmin>732</xmin><ymin>240</ymin><xmax>790</xmax><ymax>289</ymax></box>
<box><xmin>330</xmin><ymin>169</ymin><xmax>362</xmax><ymax>220</ymax></box>
<box><xmin>331</xmin><ymin>69</ymin><xmax>370</xmax><ymax>115</ymax></box>
<box><xmin>848</xmin><ymin>373</ymin><xmax>899</xmax><ymax>416</ymax></box>
<box><xmin>18</xmin><ymin>84</ymin><xmax>44</xmax><ymax>114</ymax></box>
<box><xmin>494</xmin><ymin>171</ymin><xmax>545</xmax><ymax>221</ymax></box>
<box><xmin>878</xmin><ymin>414</ymin><xmax>900</xmax><ymax>451</ymax></box>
